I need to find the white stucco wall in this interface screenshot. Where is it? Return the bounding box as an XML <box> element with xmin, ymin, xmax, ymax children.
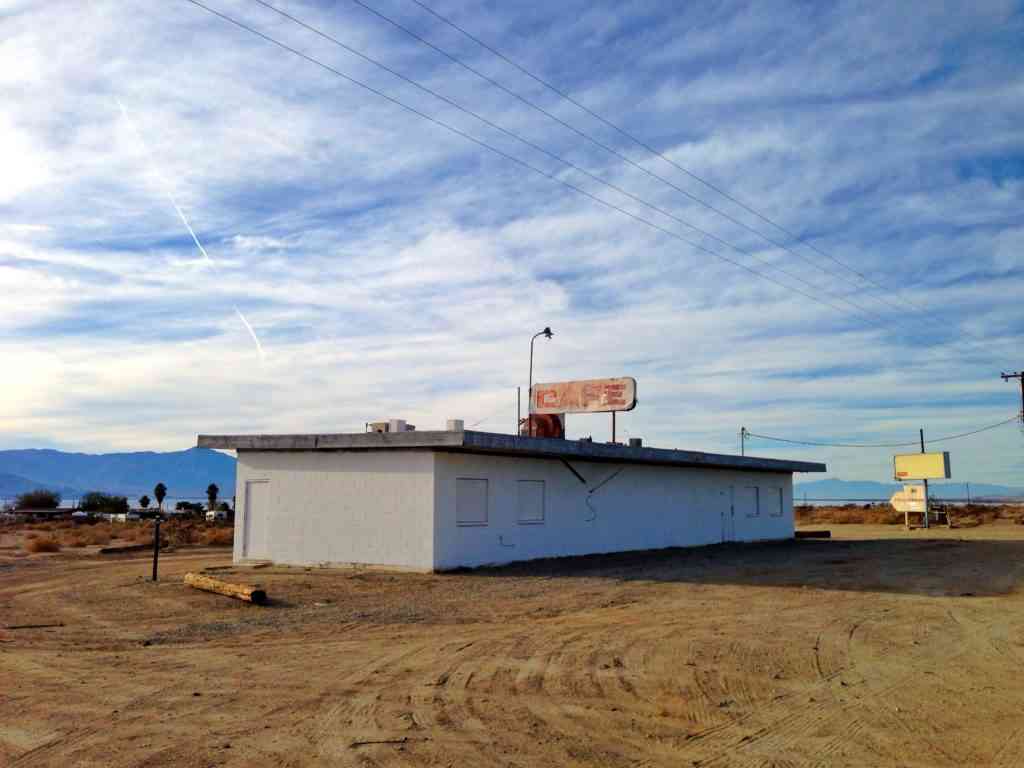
<box><xmin>233</xmin><ymin>450</ymin><xmax>435</xmax><ymax>570</ymax></box>
<box><xmin>433</xmin><ymin>453</ymin><xmax>794</xmax><ymax>570</ymax></box>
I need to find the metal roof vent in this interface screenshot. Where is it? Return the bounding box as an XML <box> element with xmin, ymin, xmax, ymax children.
<box><xmin>447</xmin><ymin>419</ymin><xmax>465</xmax><ymax>432</ymax></box>
<box><xmin>629</xmin><ymin>438</ymin><xmax>643</xmax><ymax>448</ymax></box>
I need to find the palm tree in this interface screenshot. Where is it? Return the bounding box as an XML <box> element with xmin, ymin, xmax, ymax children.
<box><xmin>206</xmin><ymin>483</ymin><xmax>219</xmax><ymax>513</ymax></box>
<box><xmin>154</xmin><ymin>483</ymin><xmax>167</xmax><ymax>512</ymax></box>
<box><xmin>139</xmin><ymin>495</ymin><xmax>151</xmax><ymax>510</ymax></box>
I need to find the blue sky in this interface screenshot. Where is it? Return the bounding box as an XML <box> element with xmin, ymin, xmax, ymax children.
<box><xmin>1</xmin><ymin>0</ymin><xmax>1022</xmax><ymax>483</ymax></box>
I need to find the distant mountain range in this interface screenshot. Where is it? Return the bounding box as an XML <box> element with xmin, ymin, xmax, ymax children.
<box><xmin>0</xmin><ymin>448</ymin><xmax>235</xmax><ymax>500</ymax></box>
<box><xmin>2</xmin><ymin>447</ymin><xmax>1020</xmax><ymax>504</ymax></box>
<box><xmin>794</xmin><ymin>478</ymin><xmax>1024</xmax><ymax>501</ymax></box>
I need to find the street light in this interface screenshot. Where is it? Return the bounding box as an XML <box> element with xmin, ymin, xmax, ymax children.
<box><xmin>527</xmin><ymin>327</ymin><xmax>554</xmax><ymax>436</ymax></box>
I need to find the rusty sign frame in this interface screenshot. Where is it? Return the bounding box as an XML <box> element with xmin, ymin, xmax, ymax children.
<box><xmin>529</xmin><ymin>377</ymin><xmax>637</xmax><ymax>415</ymax></box>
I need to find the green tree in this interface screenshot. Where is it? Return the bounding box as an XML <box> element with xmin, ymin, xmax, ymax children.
<box><xmin>15</xmin><ymin>489</ymin><xmax>60</xmax><ymax>509</ymax></box>
<box><xmin>139</xmin><ymin>495</ymin><xmax>151</xmax><ymax>510</ymax></box>
<box><xmin>206</xmin><ymin>483</ymin><xmax>219</xmax><ymax>512</ymax></box>
<box><xmin>80</xmin><ymin>492</ymin><xmax>128</xmax><ymax>514</ymax></box>
<box><xmin>154</xmin><ymin>483</ymin><xmax>167</xmax><ymax>512</ymax></box>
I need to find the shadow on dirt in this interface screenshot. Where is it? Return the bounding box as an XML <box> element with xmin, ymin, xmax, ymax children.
<box><xmin>454</xmin><ymin>537</ymin><xmax>1024</xmax><ymax>597</ymax></box>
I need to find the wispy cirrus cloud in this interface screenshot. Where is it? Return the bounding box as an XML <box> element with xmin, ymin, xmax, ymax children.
<box><xmin>0</xmin><ymin>0</ymin><xmax>1021</xmax><ymax>484</ymax></box>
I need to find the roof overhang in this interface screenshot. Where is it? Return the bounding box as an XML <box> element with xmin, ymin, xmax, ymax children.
<box><xmin>197</xmin><ymin>430</ymin><xmax>826</xmax><ymax>474</ymax></box>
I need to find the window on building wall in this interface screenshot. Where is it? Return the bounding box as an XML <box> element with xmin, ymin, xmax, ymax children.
<box><xmin>745</xmin><ymin>486</ymin><xmax>760</xmax><ymax>517</ymax></box>
<box><xmin>770</xmin><ymin>487</ymin><xmax>784</xmax><ymax>517</ymax></box>
<box><xmin>517</xmin><ymin>480</ymin><xmax>545</xmax><ymax>524</ymax></box>
<box><xmin>456</xmin><ymin>478</ymin><xmax>489</xmax><ymax>526</ymax></box>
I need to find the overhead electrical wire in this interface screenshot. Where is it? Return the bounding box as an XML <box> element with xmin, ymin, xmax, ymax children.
<box><xmin>386</xmin><ymin>0</ymin><xmax>1006</xmax><ymax>365</ymax></box>
<box><xmin>243</xmin><ymin>0</ymin><xmax>891</xmax><ymax>330</ymax></box>
<box><xmin>401</xmin><ymin>0</ymin><xmax>972</xmax><ymax>325</ymax></box>
<box><xmin>745</xmin><ymin>412</ymin><xmax>1022</xmax><ymax>449</ymax></box>
<box><xmin>181</xmin><ymin>0</ymin><xmax>900</xmax><ymax>329</ymax></box>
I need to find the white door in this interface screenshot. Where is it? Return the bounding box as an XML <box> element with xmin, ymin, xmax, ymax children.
<box><xmin>733</xmin><ymin>485</ymin><xmax>759</xmax><ymax>541</ymax></box>
<box><xmin>242</xmin><ymin>480</ymin><xmax>270</xmax><ymax>560</ymax></box>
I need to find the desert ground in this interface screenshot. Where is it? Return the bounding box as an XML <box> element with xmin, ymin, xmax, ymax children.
<box><xmin>3</xmin><ymin>520</ymin><xmax>1024</xmax><ymax>767</ymax></box>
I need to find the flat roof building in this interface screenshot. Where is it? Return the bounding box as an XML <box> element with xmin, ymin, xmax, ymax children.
<box><xmin>197</xmin><ymin>428</ymin><xmax>825</xmax><ymax>571</ymax></box>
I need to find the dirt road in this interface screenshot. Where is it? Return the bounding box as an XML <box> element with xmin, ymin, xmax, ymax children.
<box><xmin>3</xmin><ymin>525</ymin><xmax>1024</xmax><ymax>766</ymax></box>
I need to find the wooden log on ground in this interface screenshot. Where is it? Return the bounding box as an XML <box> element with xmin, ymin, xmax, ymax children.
<box><xmin>795</xmin><ymin>530</ymin><xmax>831</xmax><ymax>539</ymax></box>
<box><xmin>184</xmin><ymin>572</ymin><xmax>267</xmax><ymax>604</ymax></box>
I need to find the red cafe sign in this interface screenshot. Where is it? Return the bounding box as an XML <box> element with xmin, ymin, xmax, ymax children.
<box><xmin>530</xmin><ymin>378</ymin><xmax>637</xmax><ymax>415</ymax></box>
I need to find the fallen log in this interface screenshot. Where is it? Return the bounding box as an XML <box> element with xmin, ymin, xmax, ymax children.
<box><xmin>795</xmin><ymin>530</ymin><xmax>831</xmax><ymax>539</ymax></box>
<box><xmin>184</xmin><ymin>572</ymin><xmax>267</xmax><ymax>604</ymax></box>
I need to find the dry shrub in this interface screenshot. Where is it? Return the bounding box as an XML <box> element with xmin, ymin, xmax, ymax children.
<box><xmin>796</xmin><ymin>504</ymin><xmax>903</xmax><ymax>525</ymax></box>
<box><xmin>83</xmin><ymin>528</ymin><xmax>111</xmax><ymax>545</ymax></box>
<box><xmin>66</xmin><ymin>535</ymin><xmax>88</xmax><ymax>548</ymax></box>
<box><xmin>25</xmin><ymin>536</ymin><xmax>61</xmax><ymax>553</ymax></box>
<box><xmin>201</xmin><ymin>527</ymin><xmax>234</xmax><ymax>546</ymax></box>
<box><xmin>163</xmin><ymin>521</ymin><xmax>199</xmax><ymax>547</ymax></box>
<box><xmin>24</xmin><ymin>531</ymin><xmax>39</xmax><ymax>540</ymax></box>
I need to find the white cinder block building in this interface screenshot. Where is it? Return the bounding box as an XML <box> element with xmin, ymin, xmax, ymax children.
<box><xmin>197</xmin><ymin>430</ymin><xmax>825</xmax><ymax>571</ymax></box>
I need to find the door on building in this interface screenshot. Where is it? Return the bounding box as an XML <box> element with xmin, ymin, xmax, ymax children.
<box><xmin>242</xmin><ymin>480</ymin><xmax>270</xmax><ymax>560</ymax></box>
<box><xmin>720</xmin><ymin>487</ymin><xmax>736</xmax><ymax>543</ymax></box>
<box><xmin>732</xmin><ymin>485</ymin><xmax>759</xmax><ymax>541</ymax></box>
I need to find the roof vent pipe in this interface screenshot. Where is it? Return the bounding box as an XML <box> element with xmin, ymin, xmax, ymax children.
<box><xmin>629</xmin><ymin>437</ymin><xmax>643</xmax><ymax>448</ymax></box>
<box><xmin>447</xmin><ymin>419</ymin><xmax>465</xmax><ymax>432</ymax></box>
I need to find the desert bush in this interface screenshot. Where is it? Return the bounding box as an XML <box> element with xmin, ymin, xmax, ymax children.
<box><xmin>66</xmin><ymin>535</ymin><xmax>88</xmax><ymax>548</ymax></box>
<box><xmin>25</xmin><ymin>536</ymin><xmax>61</xmax><ymax>553</ymax></box>
<box><xmin>83</xmin><ymin>528</ymin><xmax>111</xmax><ymax>545</ymax></box>
<box><xmin>796</xmin><ymin>504</ymin><xmax>903</xmax><ymax>525</ymax></box>
<box><xmin>201</xmin><ymin>527</ymin><xmax>234</xmax><ymax>546</ymax></box>
<box><xmin>15</xmin><ymin>489</ymin><xmax>61</xmax><ymax>509</ymax></box>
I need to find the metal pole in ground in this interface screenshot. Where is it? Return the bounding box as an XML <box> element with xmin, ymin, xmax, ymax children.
<box><xmin>920</xmin><ymin>429</ymin><xmax>929</xmax><ymax>530</ymax></box>
<box><xmin>152</xmin><ymin>519</ymin><xmax>161</xmax><ymax>582</ymax></box>
<box><xmin>516</xmin><ymin>386</ymin><xmax>521</xmax><ymax>435</ymax></box>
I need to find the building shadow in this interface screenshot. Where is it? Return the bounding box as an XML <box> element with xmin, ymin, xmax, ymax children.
<box><xmin>452</xmin><ymin>537</ymin><xmax>1024</xmax><ymax>597</ymax></box>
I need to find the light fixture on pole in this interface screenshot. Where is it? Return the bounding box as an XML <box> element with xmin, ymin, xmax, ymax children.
<box><xmin>527</xmin><ymin>327</ymin><xmax>553</xmax><ymax>436</ymax></box>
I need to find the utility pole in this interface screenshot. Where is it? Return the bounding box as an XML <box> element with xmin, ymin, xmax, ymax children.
<box><xmin>740</xmin><ymin>426</ymin><xmax>747</xmax><ymax>457</ymax></box>
<box><xmin>1001</xmin><ymin>371</ymin><xmax>1024</xmax><ymax>421</ymax></box>
<box><xmin>920</xmin><ymin>428</ymin><xmax>929</xmax><ymax>529</ymax></box>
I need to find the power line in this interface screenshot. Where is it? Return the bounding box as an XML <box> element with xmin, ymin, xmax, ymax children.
<box><xmin>348</xmin><ymin>0</ymin><xmax>899</xmax><ymax>309</ymax></box>
<box><xmin>181</xmin><ymin>0</ymin><xmax>900</xmax><ymax>329</ymax></box>
<box><xmin>745</xmin><ymin>413</ymin><xmax>1021</xmax><ymax>449</ymax></box>
<box><xmin>243</xmin><ymin>0</ymin><xmax>894</xmax><ymax>330</ymax></box>
<box><xmin>397</xmin><ymin>0</ymin><xmax>1005</xmax><ymax>363</ymax></box>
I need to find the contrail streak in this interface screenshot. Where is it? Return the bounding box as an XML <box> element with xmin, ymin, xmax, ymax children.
<box><xmin>117</xmin><ymin>98</ymin><xmax>265</xmax><ymax>360</ymax></box>
<box><xmin>233</xmin><ymin>305</ymin><xmax>266</xmax><ymax>360</ymax></box>
<box><xmin>116</xmin><ymin>99</ymin><xmax>211</xmax><ymax>264</ymax></box>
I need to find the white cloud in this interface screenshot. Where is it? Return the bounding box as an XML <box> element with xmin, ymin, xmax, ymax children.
<box><xmin>0</xmin><ymin>0</ymin><xmax>1020</xmax><ymax>485</ymax></box>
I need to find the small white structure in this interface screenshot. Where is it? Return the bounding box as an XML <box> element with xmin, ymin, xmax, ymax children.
<box><xmin>197</xmin><ymin>429</ymin><xmax>825</xmax><ymax>571</ymax></box>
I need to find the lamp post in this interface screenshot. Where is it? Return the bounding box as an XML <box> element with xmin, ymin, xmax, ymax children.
<box><xmin>527</xmin><ymin>327</ymin><xmax>553</xmax><ymax>436</ymax></box>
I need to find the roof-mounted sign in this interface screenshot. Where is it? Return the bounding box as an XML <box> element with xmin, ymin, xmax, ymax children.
<box><xmin>530</xmin><ymin>377</ymin><xmax>637</xmax><ymax>415</ymax></box>
<box><xmin>894</xmin><ymin>452</ymin><xmax>951</xmax><ymax>480</ymax></box>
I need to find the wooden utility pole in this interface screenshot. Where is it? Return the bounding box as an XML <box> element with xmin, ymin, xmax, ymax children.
<box><xmin>740</xmin><ymin>426</ymin><xmax>747</xmax><ymax>457</ymax></box>
<box><xmin>920</xmin><ymin>429</ymin><xmax>929</xmax><ymax>529</ymax></box>
<box><xmin>1002</xmin><ymin>371</ymin><xmax>1024</xmax><ymax>421</ymax></box>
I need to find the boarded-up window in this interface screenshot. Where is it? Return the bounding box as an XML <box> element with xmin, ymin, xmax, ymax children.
<box><xmin>456</xmin><ymin>478</ymin><xmax>488</xmax><ymax>526</ymax></box>
<box><xmin>771</xmin><ymin>488</ymin><xmax>784</xmax><ymax>517</ymax></box>
<box><xmin>743</xmin><ymin>486</ymin><xmax>760</xmax><ymax>517</ymax></box>
<box><xmin>517</xmin><ymin>480</ymin><xmax>545</xmax><ymax>524</ymax></box>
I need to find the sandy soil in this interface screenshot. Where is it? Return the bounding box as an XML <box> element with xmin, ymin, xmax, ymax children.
<box><xmin>3</xmin><ymin>524</ymin><xmax>1024</xmax><ymax>767</ymax></box>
